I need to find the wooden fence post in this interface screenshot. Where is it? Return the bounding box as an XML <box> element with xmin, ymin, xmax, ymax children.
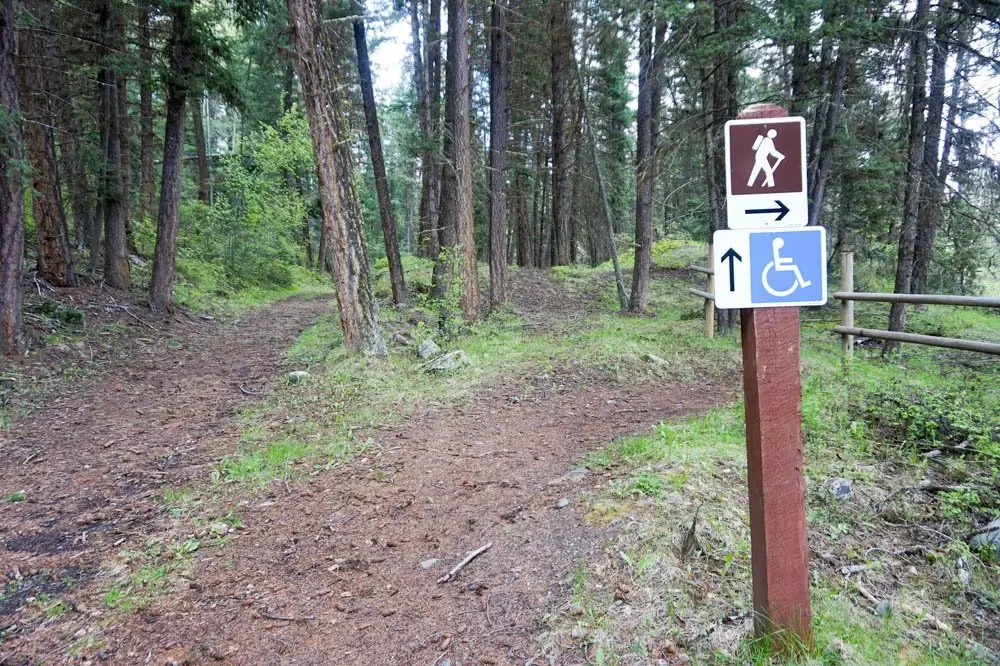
<box><xmin>841</xmin><ymin>251</ymin><xmax>854</xmax><ymax>370</ymax></box>
<box><xmin>706</xmin><ymin>243</ymin><xmax>715</xmax><ymax>339</ymax></box>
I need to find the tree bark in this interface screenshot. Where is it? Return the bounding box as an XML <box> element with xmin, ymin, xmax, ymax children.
<box><xmin>488</xmin><ymin>0</ymin><xmax>509</xmax><ymax>309</ymax></box>
<box><xmin>417</xmin><ymin>0</ymin><xmax>442</xmax><ymax>258</ymax></box>
<box><xmin>630</xmin><ymin>0</ymin><xmax>654</xmax><ymax>313</ymax></box>
<box><xmin>192</xmin><ymin>92</ymin><xmax>210</xmax><ymax>204</ymax></box>
<box><xmin>706</xmin><ymin>0</ymin><xmax>739</xmax><ymax>332</ymax></box>
<box><xmin>116</xmin><ymin>1</ymin><xmax>134</xmax><ymax>254</ymax></box>
<box><xmin>431</xmin><ymin>19</ymin><xmax>457</xmax><ymax>300</ymax></box>
<box><xmin>17</xmin><ymin>0</ymin><xmax>76</xmax><ymax>287</ymax></box>
<box><xmin>100</xmin><ymin>1</ymin><xmax>130</xmax><ymax>290</ymax></box>
<box><xmin>354</xmin><ymin>17</ymin><xmax>406</xmax><ymax>306</ymax></box>
<box><xmin>807</xmin><ymin>34</ymin><xmax>851</xmax><ymax>228</ymax></box>
<box><xmin>449</xmin><ymin>0</ymin><xmax>479</xmax><ymax>321</ymax></box>
<box><xmin>549</xmin><ymin>0</ymin><xmax>572</xmax><ymax>266</ymax></box>
<box><xmin>911</xmin><ymin>0</ymin><xmax>953</xmax><ymax>296</ymax></box>
<box><xmin>287</xmin><ymin>0</ymin><xmax>386</xmax><ymax>355</ymax></box>
<box><xmin>61</xmin><ymin>123</ymin><xmax>92</xmax><ymax>251</ymax></box>
<box><xmin>0</xmin><ymin>0</ymin><xmax>24</xmax><ymax>355</ymax></box>
<box><xmin>787</xmin><ymin>0</ymin><xmax>810</xmax><ymax>115</ymax></box>
<box><xmin>138</xmin><ymin>0</ymin><xmax>155</xmax><ymax>223</ymax></box>
<box><xmin>118</xmin><ymin>70</ymin><xmax>135</xmax><ymax>254</ymax></box>
<box><xmin>149</xmin><ymin>0</ymin><xmax>193</xmax><ymax>313</ymax></box>
<box><xmin>514</xmin><ymin>165</ymin><xmax>532</xmax><ymax>268</ymax></box>
<box><xmin>886</xmin><ymin>0</ymin><xmax>930</xmax><ymax>349</ymax></box>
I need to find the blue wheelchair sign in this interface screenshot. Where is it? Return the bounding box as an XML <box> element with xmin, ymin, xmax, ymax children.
<box><xmin>712</xmin><ymin>227</ymin><xmax>827</xmax><ymax>309</ymax></box>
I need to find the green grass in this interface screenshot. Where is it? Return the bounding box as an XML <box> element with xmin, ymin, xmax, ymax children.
<box><xmin>4</xmin><ymin>491</ymin><xmax>25</xmax><ymax>503</ymax></box>
<box><xmin>213</xmin><ymin>433</ymin><xmax>368</xmax><ymax>485</ymax></box>
<box><xmin>171</xmin><ymin>262</ymin><xmax>334</xmax><ymax>315</ymax></box>
<box><xmin>532</xmin><ymin>246</ymin><xmax>1000</xmax><ymax>664</ymax></box>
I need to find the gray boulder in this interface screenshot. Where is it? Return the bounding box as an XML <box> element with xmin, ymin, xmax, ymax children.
<box><xmin>969</xmin><ymin>518</ymin><xmax>1000</xmax><ymax>556</ymax></box>
<box><xmin>417</xmin><ymin>338</ymin><xmax>441</xmax><ymax>359</ymax></box>
<box><xmin>426</xmin><ymin>350</ymin><xmax>471</xmax><ymax>372</ymax></box>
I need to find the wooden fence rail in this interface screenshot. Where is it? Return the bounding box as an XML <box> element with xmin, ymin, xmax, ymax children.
<box><xmin>837</xmin><ymin>251</ymin><xmax>1000</xmax><ymax>364</ymax></box>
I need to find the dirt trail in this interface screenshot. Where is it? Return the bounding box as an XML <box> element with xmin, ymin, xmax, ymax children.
<box><xmin>0</xmin><ymin>300</ymin><xmax>329</xmax><ymax>609</ymax></box>
<box><xmin>1</xmin><ymin>273</ymin><xmax>730</xmax><ymax>665</ymax></box>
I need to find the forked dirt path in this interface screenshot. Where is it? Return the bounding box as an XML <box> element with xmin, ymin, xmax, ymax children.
<box><xmin>1</xmin><ymin>273</ymin><xmax>731</xmax><ymax>665</ymax></box>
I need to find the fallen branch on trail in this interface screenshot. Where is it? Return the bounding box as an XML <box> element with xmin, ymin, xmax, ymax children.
<box><xmin>437</xmin><ymin>542</ymin><xmax>492</xmax><ymax>584</ymax></box>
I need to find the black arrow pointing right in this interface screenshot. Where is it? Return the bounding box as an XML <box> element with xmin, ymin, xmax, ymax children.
<box><xmin>745</xmin><ymin>200</ymin><xmax>790</xmax><ymax>222</ymax></box>
<box><xmin>721</xmin><ymin>248</ymin><xmax>742</xmax><ymax>292</ymax></box>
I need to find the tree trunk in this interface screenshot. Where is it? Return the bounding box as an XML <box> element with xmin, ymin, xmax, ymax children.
<box><xmin>118</xmin><ymin>70</ymin><xmax>136</xmax><ymax>255</ymax></box>
<box><xmin>192</xmin><ymin>92</ymin><xmax>211</xmax><ymax>204</ymax></box>
<box><xmin>354</xmin><ymin>17</ymin><xmax>406</xmax><ymax>306</ymax></box>
<box><xmin>515</xmin><ymin>166</ymin><xmax>532</xmax><ymax>268</ymax></box>
<box><xmin>787</xmin><ymin>0</ymin><xmax>810</xmax><ymax>115</ymax></box>
<box><xmin>630</xmin><ymin>0</ymin><xmax>654</xmax><ymax>313</ymax></box>
<box><xmin>116</xmin><ymin>1</ymin><xmax>134</xmax><ymax>254</ymax></box>
<box><xmin>577</xmin><ymin>55</ymin><xmax>627</xmax><ymax>309</ymax></box>
<box><xmin>100</xmin><ymin>2</ymin><xmax>130</xmax><ymax>290</ymax></box>
<box><xmin>138</xmin><ymin>0</ymin><xmax>155</xmax><ymax>223</ymax></box>
<box><xmin>911</xmin><ymin>0</ymin><xmax>953</xmax><ymax>296</ymax></box>
<box><xmin>488</xmin><ymin>0</ymin><xmax>509</xmax><ymax>309</ymax></box>
<box><xmin>450</xmin><ymin>0</ymin><xmax>479</xmax><ymax>321</ymax></box>
<box><xmin>807</xmin><ymin>35</ymin><xmax>851</xmax><ymax>227</ymax></box>
<box><xmin>0</xmin><ymin>0</ymin><xmax>24</xmax><ymax>355</ymax></box>
<box><xmin>886</xmin><ymin>0</ymin><xmax>930</xmax><ymax>349</ymax></box>
<box><xmin>417</xmin><ymin>0</ymin><xmax>442</xmax><ymax>258</ymax></box>
<box><xmin>706</xmin><ymin>0</ymin><xmax>738</xmax><ymax>332</ymax></box>
<box><xmin>61</xmin><ymin>125</ymin><xmax>92</xmax><ymax>251</ymax></box>
<box><xmin>431</xmin><ymin>17</ymin><xmax>458</xmax><ymax>300</ymax></box>
<box><xmin>549</xmin><ymin>0</ymin><xmax>572</xmax><ymax>266</ymax></box>
<box><xmin>17</xmin><ymin>0</ymin><xmax>76</xmax><ymax>287</ymax></box>
<box><xmin>287</xmin><ymin>0</ymin><xmax>386</xmax><ymax>356</ymax></box>
<box><xmin>149</xmin><ymin>0</ymin><xmax>193</xmax><ymax>313</ymax></box>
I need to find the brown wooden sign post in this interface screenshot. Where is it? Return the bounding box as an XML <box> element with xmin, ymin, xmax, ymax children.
<box><xmin>734</xmin><ymin>104</ymin><xmax>812</xmax><ymax>648</ymax></box>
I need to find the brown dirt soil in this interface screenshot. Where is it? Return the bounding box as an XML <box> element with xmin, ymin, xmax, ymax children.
<box><xmin>1</xmin><ymin>272</ymin><xmax>731</xmax><ymax>665</ymax></box>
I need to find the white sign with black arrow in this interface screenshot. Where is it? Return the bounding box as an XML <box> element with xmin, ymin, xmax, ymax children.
<box><xmin>712</xmin><ymin>227</ymin><xmax>828</xmax><ymax>309</ymax></box>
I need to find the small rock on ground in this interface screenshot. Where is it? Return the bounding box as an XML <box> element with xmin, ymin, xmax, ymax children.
<box><xmin>419</xmin><ymin>558</ymin><xmax>440</xmax><ymax>569</ymax></box>
<box><xmin>555</xmin><ymin>498</ymin><xmax>570</xmax><ymax>509</ymax></box>
<box><xmin>418</xmin><ymin>338</ymin><xmax>441</xmax><ymax>359</ymax></box>
<box><xmin>426</xmin><ymin>350</ymin><xmax>471</xmax><ymax>372</ymax></box>
<box><xmin>827</xmin><ymin>477</ymin><xmax>853</xmax><ymax>500</ymax></box>
<box><xmin>285</xmin><ymin>370</ymin><xmax>311</xmax><ymax>384</ymax></box>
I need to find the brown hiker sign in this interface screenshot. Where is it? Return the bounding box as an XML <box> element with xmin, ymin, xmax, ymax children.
<box><xmin>725</xmin><ymin>116</ymin><xmax>807</xmax><ymax>229</ymax></box>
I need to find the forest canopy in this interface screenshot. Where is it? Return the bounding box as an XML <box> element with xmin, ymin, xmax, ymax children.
<box><xmin>1</xmin><ymin>0</ymin><xmax>999</xmax><ymax>355</ymax></box>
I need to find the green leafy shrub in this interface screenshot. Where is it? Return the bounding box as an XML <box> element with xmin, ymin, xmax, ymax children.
<box><xmin>857</xmin><ymin>385</ymin><xmax>999</xmax><ymax>454</ymax></box>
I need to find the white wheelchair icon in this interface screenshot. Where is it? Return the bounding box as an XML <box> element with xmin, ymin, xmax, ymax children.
<box><xmin>762</xmin><ymin>237</ymin><xmax>811</xmax><ymax>297</ymax></box>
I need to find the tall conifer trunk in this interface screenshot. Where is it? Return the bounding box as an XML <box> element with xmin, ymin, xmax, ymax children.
<box><xmin>17</xmin><ymin>0</ymin><xmax>76</xmax><ymax>287</ymax></box>
<box><xmin>488</xmin><ymin>0</ymin><xmax>510</xmax><ymax>308</ymax></box>
<box><xmin>150</xmin><ymin>0</ymin><xmax>193</xmax><ymax>313</ymax></box>
<box><xmin>886</xmin><ymin>0</ymin><xmax>930</xmax><ymax>351</ymax></box>
<box><xmin>354</xmin><ymin>17</ymin><xmax>406</xmax><ymax>305</ymax></box>
<box><xmin>0</xmin><ymin>0</ymin><xmax>24</xmax><ymax>355</ymax></box>
<box><xmin>549</xmin><ymin>0</ymin><xmax>572</xmax><ymax>266</ymax></box>
<box><xmin>287</xmin><ymin>0</ymin><xmax>386</xmax><ymax>355</ymax></box>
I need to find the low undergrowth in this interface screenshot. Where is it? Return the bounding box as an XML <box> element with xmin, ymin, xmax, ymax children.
<box><xmin>537</xmin><ymin>309</ymin><xmax>1000</xmax><ymax>664</ymax></box>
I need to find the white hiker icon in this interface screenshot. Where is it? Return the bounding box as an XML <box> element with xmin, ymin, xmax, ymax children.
<box><xmin>762</xmin><ymin>237</ymin><xmax>811</xmax><ymax>297</ymax></box>
<box><xmin>747</xmin><ymin>129</ymin><xmax>785</xmax><ymax>188</ymax></box>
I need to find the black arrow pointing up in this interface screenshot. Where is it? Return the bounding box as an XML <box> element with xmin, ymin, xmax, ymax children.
<box><xmin>721</xmin><ymin>248</ymin><xmax>742</xmax><ymax>292</ymax></box>
<box><xmin>745</xmin><ymin>200</ymin><xmax>790</xmax><ymax>222</ymax></box>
